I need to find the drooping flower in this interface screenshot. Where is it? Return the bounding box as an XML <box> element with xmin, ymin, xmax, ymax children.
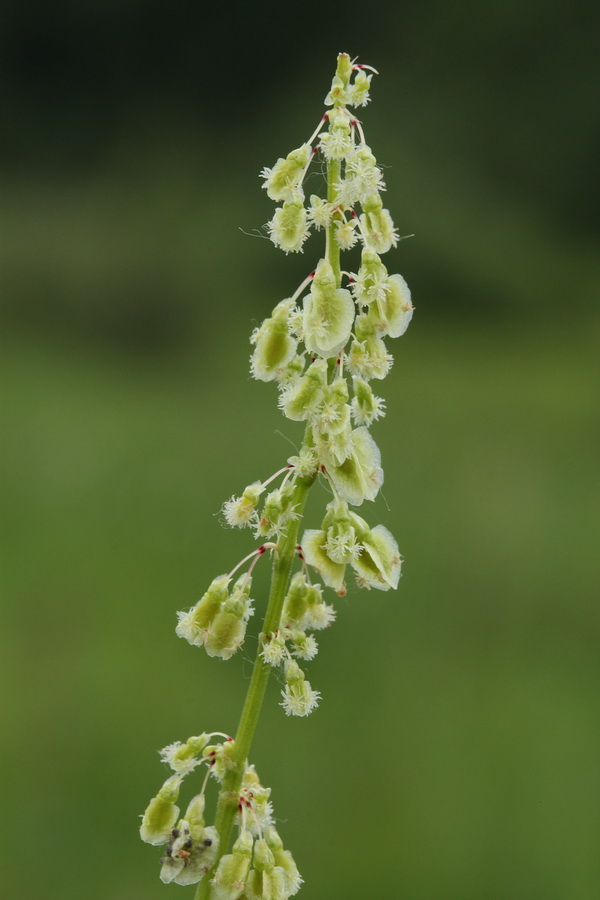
<box><xmin>325</xmin><ymin>426</ymin><xmax>384</xmax><ymax>505</ymax></box>
<box><xmin>300</xmin><ymin>528</ymin><xmax>347</xmax><ymax>593</ymax></box>
<box><xmin>139</xmin><ymin>774</ymin><xmax>182</xmax><ymax>846</ymax></box>
<box><xmin>280</xmin><ymin>664</ymin><xmax>321</xmax><ymax>717</ymax></box>
<box><xmin>302</xmin><ymin>258</ymin><xmax>355</xmax><ymax>358</ymax></box>
<box><xmin>250</xmin><ymin>299</ymin><xmax>298</xmax><ymax>382</ymax></box>
<box><xmin>267</xmin><ymin>191</ymin><xmax>310</xmax><ymax>254</ymax></box>
<box><xmin>261</xmin><ymin>144</ymin><xmax>312</xmax><ymax>202</ymax></box>
<box><xmin>351</xmin><ymin>524</ymin><xmax>402</xmax><ymax>590</ymax></box>
<box><xmin>211</xmin><ymin>829</ymin><xmax>254</xmax><ymax>900</ymax></box>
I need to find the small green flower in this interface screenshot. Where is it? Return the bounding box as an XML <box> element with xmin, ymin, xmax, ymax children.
<box><xmin>280</xmin><ymin>659</ymin><xmax>321</xmax><ymax>717</ymax></box>
<box><xmin>175</xmin><ymin>574</ymin><xmax>230</xmax><ymax>647</ymax></box>
<box><xmin>307</xmin><ymin>194</ymin><xmax>333</xmax><ymax>230</ymax></box>
<box><xmin>223</xmin><ymin>482</ymin><xmax>264</xmax><ymax>528</ymax></box>
<box><xmin>159</xmin><ymin>734</ymin><xmax>209</xmax><ymax>776</ymax></box>
<box><xmin>139</xmin><ymin>774</ymin><xmax>182</xmax><ymax>846</ymax></box>
<box><xmin>211</xmin><ymin>829</ymin><xmax>254</xmax><ymax>900</ymax></box>
<box><xmin>245</xmin><ymin>838</ymin><xmax>288</xmax><ymax>900</ymax></box>
<box><xmin>319</xmin><ymin>107</ymin><xmax>352</xmax><ymax>160</ymax></box>
<box><xmin>302</xmin><ymin>258</ymin><xmax>355</xmax><ymax>357</ymax></box>
<box><xmin>360</xmin><ymin>192</ymin><xmax>398</xmax><ymax>253</ymax></box>
<box><xmin>351</xmin><ymin>375</ymin><xmax>386</xmax><ymax>426</ymax></box>
<box><xmin>260</xmin><ymin>144</ymin><xmax>312</xmax><ymax>202</ymax></box>
<box><xmin>279</xmin><ymin>357</ymin><xmax>327</xmax><ymax>421</ymax></box>
<box><xmin>300</xmin><ymin>528</ymin><xmax>347</xmax><ymax>593</ymax></box>
<box><xmin>352</xmin><ymin>524</ymin><xmax>402</xmax><ymax>590</ymax></box>
<box><xmin>325</xmin><ymin>426</ymin><xmax>384</xmax><ymax>505</ymax></box>
<box><xmin>347</xmin><ymin>69</ymin><xmax>373</xmax><ymax>107</ymax></box>
<box><xmin>204</xmin><ymin>576</ymin><xmax>254</xmax><ymax>660</ymax></box>
<box><xmin>267</xmin><ymin>191</ymin><xmax>310</xmax><ymax>254</ymax></box>
<box><xmin>265</xmin><ymin>827</ymin><xmax>303</xmax><ymax>897</ymax></box>
<box><xmin>250</xmin><ymin>300</ymin><xmax>298</xmax><ymax>382</ymax></box>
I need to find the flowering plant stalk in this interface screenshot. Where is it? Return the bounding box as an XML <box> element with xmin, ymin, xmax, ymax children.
<box><xmin>140</xmin><ymin>53</ymin><xmax>413</xmax><ymax>899</ymax></box>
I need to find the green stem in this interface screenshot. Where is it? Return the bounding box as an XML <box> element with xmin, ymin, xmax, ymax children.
<box><xmin>326</xmin><ymin>156</ymin><xmax>342</xmax><ymax>287</ymax></box>
<box><xmin>194</xmin><ymin>473</ymin><xmax>313</xmax><ymax>900</ymax></box>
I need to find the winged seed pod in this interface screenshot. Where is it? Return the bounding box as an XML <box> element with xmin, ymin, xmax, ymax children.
<box><xmin>140</xmin><ymin>53</ymin><xmax>416</xmax><ymax>900</ymax></box>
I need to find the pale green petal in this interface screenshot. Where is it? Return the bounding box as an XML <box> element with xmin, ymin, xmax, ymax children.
<box><xmin>301</xmin><ymin>529</ymin><xmax>346</xmax><ymax>592</ymax></box>
<box><xmin>352</xmin><ymin>524</ymin><xmax>402</xmax><ymax>590</ymax></box>
<box><xmin>326</xmin><ymin>427</ymin><xmax>383</xmax><ymax>505</ymax></box>
<box><xmin>303</xmin><ymin>286</ymin><xmax>355</xmax><ymax>357</ymax></box>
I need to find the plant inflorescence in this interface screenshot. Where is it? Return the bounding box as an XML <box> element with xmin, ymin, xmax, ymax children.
<box><xmin>140</xmin><ymin>52</ymin><xmax>413</xmax><ymax>899</ymax></box>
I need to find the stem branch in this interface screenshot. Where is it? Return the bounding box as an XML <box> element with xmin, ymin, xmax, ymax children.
<box><xmin>194</xmin><ymin>473</ymin><xmax>313</xmax><ymax>900</ymax></box>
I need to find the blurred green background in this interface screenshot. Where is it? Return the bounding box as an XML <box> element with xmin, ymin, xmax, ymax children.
<box><xmin>2</xmin><ymin>2</ymin><xmax>599</xmax><ymax>898</ymax></box>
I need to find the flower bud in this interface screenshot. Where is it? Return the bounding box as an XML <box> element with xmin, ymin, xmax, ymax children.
<box><xmin>279</xmin><ymin>357</ymin><xmax>327</xmax><ymax>421</ymax></box>
<box><xmin>347</xmin><ymin>334</ymin><xmax>393</xmax><ymax>381</ymax></box>
<box><xmin>265</xmin><ymin>827</ymin><xmax>303</xmax><ymax>897</ymax></box>
<box><xmin>159</xmin><ymin>734</ymin><xmax>209</xmax><ymax>776</ymax></box>
<box><xmin>280</xmin><ymin>659</ymin><xmax>321</xmax><ymax>717</ymax></box>
<box><xmin>223</xmin><ymin>481</ymin><xmax>264</xmax><ymax>529</ymax></box>
<box><xmin>212</xmin><ymin>829</ymin><xmax>254</xmax><ymax>900</ymax></box>
<box><xmin>352</xmin><ymin>249</ymin><xmax>390</xmax><ymax>306</ymax></box>
<box><xmin>245</xmin><ymin>838</ymin><xmax>289</xmax><ymax>900</ymax></box>
<box><xmin>203</xmin><ymin>738</ymin><xmax>236</xmax><ymax>782</ymax></box>
<box><xmin>184</xmin><ymin>792</ymin><xmax>206</xmax><ymax>841</ymax></box>
<box><xmin>250</xmin><ymin>300</ymin><xmax>298</xmax><ymax>382</ymax></box>
<box><xmin>319</xmin><ymin>107</ymin><xmax>352</xmax><ymax>160</ymax></box>
<box><xmin>204</xmin><ymin>577</ymin><xmax>254</xmax><ymax>659</ymax></box>
<box><xmin>324</xmin><ymin>74</ymin><xmax>348</xmax><ymax>107</ymax></box>
<box><xmin>176</xmin><ymin>574</ymin><xmax>230</xmax><ymax>646</ymax></box>
<box><xmin>140</xmin><ymin>774</ymin><xmax>182</xmax><ymax>845</ymax></box>
<box><xmin>289</xmin><ymin>630</ymin><xmax>318</xmax><ymax>660</ymax></box>
<box><xmin>360</xmin><ymin>193</ymin><xmax>398</xmax><ymax>254</ymax></box>
<box><xmin>203</xmin><ymin>611</ymin><xmax>247</xmax><ymax>659</ymax></box>
<box><xmin>255</xmin><ymin>483</ymin><xmax>298</xmax><ymax>538</ymax></box>
<box><xmin>260</xmin><ymin>631</ymin><xmax>287</xmax><ymax>666</ymax></box>
<box><xmin>314</xmin><ymin>378</ymin><xmax>350</xmax><ymax>436</ymax></box>
<box><xmin>281</xmin><ymin>572</ymin><xmax>311</xmax><ymax>627</ymax></box>
<box><xmin>302</xmin><ymin>259</ymin><xmax>355</xmax><ymax>357</ymax></box>
<box><xmin>347</xmin><ymin>69</ymin><xmax>372</xmax><ymax>107</ymax></box>
<box><xmin>351</xmin><ymin>376</ymin><xmax>386</xmax><ymax>426</ymax></box>
<box><xmin>302</xmin><ymin>582</ymin><xmax>336</xmax><ymax>630</ymax></box>
<box><xmin>267</xmin><ymin>192</ymin><xmax>309</xmax><ymax>254</ymax></box>
<box><xmin>226</xmin><ymin>575</ymin><xmax>255</xmax><ymax>619</ymax></box>
<box><xmin>261</xmin><ymin>144</ymin><xmax>312</xmax><ymax>202</ymax></box>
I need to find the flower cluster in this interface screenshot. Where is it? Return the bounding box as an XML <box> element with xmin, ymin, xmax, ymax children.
<box><xmin>176</xmin><ymin>573</ymin><xmax>255</xmax><ymax>660</ymax></box>
<box><xmin>142</xmin><ymin>53</ymin><xmax>412</xmax><ymax>896</ymax></box>
<box><xmin>212</xmin><ymin>760</ymin><xmax>302</xmax><ymax>900</ymax></box>
<box><xmin>251</xmin><ymin>54</ymin><xmax>411</xmax><ymax>593</ymax></box>
<box><xmin>174</xmin><ymin>53</ymin><xmax>410</xmax><ymax>707</ymax></box>
<box><xmin>140</xmin><ymin>734</ymin><xmax>221</xmax><ymax>887</ymax></box>
<box><xmin>259</xmin><ymin>571</ymin><xmax>337</xmax><ymax>716</ymax></box>
<box><xmin>261</xmin><ymin>58</ymin><xmax>392</xmax><ymax>257</ymax></box>
<box><xmin>140</xmin><ymin>734</ymin><xmax>301</xmax><ymax>897</ymax></box>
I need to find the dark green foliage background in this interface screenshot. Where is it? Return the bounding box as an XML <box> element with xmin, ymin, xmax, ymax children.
<box><xmin>1</xmin><ymin>2</ymin><xmax>599</xmax><ymax>898</ymax></box>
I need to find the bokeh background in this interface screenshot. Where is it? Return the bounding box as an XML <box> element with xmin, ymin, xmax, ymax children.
<box><xmin>2</xmin><ymin>2</ymin><xmax>599</xmax><ymax>898</ymax></box>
